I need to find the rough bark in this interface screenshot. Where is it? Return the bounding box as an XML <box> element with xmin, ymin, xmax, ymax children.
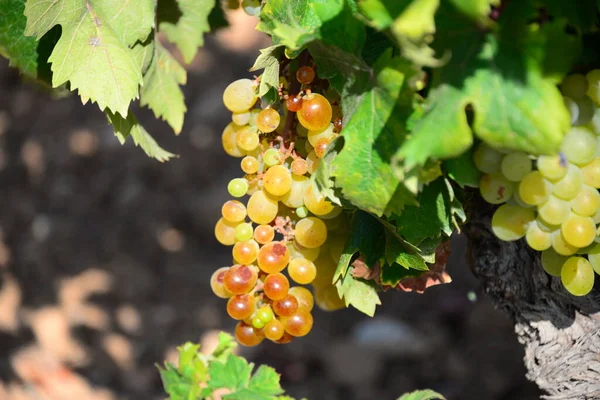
<box><xmin>465</xmin><ymin>202</ymin><xmax>600</xmax><ymax>399</ymax></box>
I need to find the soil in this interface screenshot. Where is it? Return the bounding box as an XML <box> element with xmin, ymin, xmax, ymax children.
<box><xmin>0</xmin><ymin>11</ymin><xmax>542</xmax><ymax>400</ymax></box>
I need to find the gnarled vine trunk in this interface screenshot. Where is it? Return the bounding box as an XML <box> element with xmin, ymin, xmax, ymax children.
<box><xmin>465</xmin><ymin>202</ymin><xmax>600</xmax><ymax>399</ymax></box>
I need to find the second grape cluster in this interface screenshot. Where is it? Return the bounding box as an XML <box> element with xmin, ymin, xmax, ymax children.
<box><xmin>475</xmin><ymin>71</ymin><xmax>600</xmax><ymax>296</ymax></box>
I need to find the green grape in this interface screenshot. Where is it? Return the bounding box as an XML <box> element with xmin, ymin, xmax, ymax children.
<box><xmin>307</xmin><ymin>123</ymin><xmax>335</xmax><ymax>147</ymax></box>
<box><xmin>297</xmin><ymin>93</ymin><xmax>332</xmax><ymax>131</ymax></box>
<box><xmin>473</xmin><ymin>142</ymin><xmax>503</xmax><ymax>173</ymax></box>
<box><xmin>263</xmin><ymin>165</ymin><xmax>292</xmax><ymax>196</ymax></box>
<box><xmin>234</xmin><ymin>222</ymin><xmax>253</xmax><ymax>242</ymax></box>
<box><xmin>287</xmin><ymin>241</ymin><xmax>320</xmax><ymax>262</ymax></box>
<box><xmin>593</xmin><ymin>208</ymin><xmax>600</xmax><ymax>224</ymax></box>
<box><xmin>561</xmin><ymin>214</ymin><xmax>596</xmax><ymax>248</ymax></box>
<box><xmin>252</xmin><ymin>317</ymin><xmax>265</xmax><ymax>329</ymax></box>
<box><xmin>263</xmin><ymin>148</ymin><xmax>281</xmax><ymax>167</ymax></box>
<box><xmin>561</xmin><ymin>74</ymin><xmax>588</xmax><ymax>100</ymax></box>
<box><xmin>563</xmin><ymin>96</ymin><xmax>579</xmax><ymax>125</ymax></box>
<box><xmin>586</xmin><ymin>243</ymin><xmax>600</xmax><ymax>274</ymax></box>
<box><xmin>553</xmin><ymin>164</ymin><xmax>583</xmax><ymax>200</ymax></box>
<box><xmin>509</xmin><ymin>188</ymin><xmax>534</xmax><ymax>209</ymax></box>
<box><xmin>536</xmin><ymin>217</ymin><xmax>559</xmax><ymax>233</ymax></box>
<box><xmin>223</xmin><ymin>79</ymin><xmax>257</xmax><ymax>112</ymax></box>
<box><xmin>236</xmin><ymin>127</ymin><xmax>260</xmax><ymax>152</ymax></box>
<box><xmin>571</xmin><ymin>185</ymin><xmax>600</xmax><ymax>216</ymax></box>
<box><xmin>222</xmin><ymin>123</ymin><xmax>246</xmax><ymax>157</ymax></box>
<box><xmin>581</xmin><ymin>158</ymin><xmax>600</xmax><ymax>188</ymax></box>
<box><xmin>295</xmin><ymin>217</ymin><xmax>328</xmax><ymax>248</ymax></box>
<box><xmin>538</xmin><ymin>195</ymin><xmax>570</xmax><ymax>225</ymax></box>
<box><xmin>541</xmin><ymin>249</ymin><xmax>568</xmax><ymax>277</ymax></box>
<box><xmin>561</xmin><ymin>256</ymin><xmax>595</xmax><ymax>296</ymax></box>
<box><xmin>304</xmin><ymin>184</ymin><xmax>334</xmax><ymax>216</ymax></box>
<box><xmin>561</xmin><ymin>127</ymin><xmax>596</xmax><ymax>165</ymax></box>
<box><xmin>222</xmin><ymin>200</ymin><xmax>247</xmax><ymax>223</ymax></box>
<box><xmin>500</xmin><ymin>152</ymin><xmax>532</xmax><ymax>182</ymax></box>
<box><xmin>575</xmin><ymin>96</ymin><xmax>595</xmax><ymax>126</ymax></box>
<box><xmin>228</xmin><ymin>178</ymin><xmax>249</xmax><ymax>198</ymax></box>
<box><xmin>281</xmin><ymin>174</ymin><xmax>309</xmax><ymax>208</ymax></box>
<box><xmin>491</xmin><ymin>204</ymin><xmax>535</xmax><ymax>241</ymax></box>
<box><xmin>215</xmin><ymin>218</ymin><xmax>238</xmax><ymax>246</ymax></box>
<box><xmin>537</xmin><ymin>154</ymin><xmax>568</xmax><ymax>181</ymax></box>
<box><xmin>480</xmin><ymin>173</ymin><xmax>514</xmax><ymax>204</ymax></box>
<box><xmin>232</xmin><ymin>110</ymin><xmax>251</xmax><ymax>126</ymax></box>
<box><xmin>256</xmin><ymin>108</ymin><xmax>281</xmax><ymax>133</ymax></box>
<box><xmin>586</xmin><ymin>69</ymin><xmax>600</xmax><ymax>104</ymax></box>
<box><xmin>551</xmin><ymin>230</ymin><xmax>579</xmax><ymax>256</ymax></box>
<box><xmin>247</xmin><ymin>189</ymin><xmax>278</xmax><ymax>224</ymax></box>
<box><xmin>587</xmin><ymin>107</ymin><xmax>600</xmax><ymax>134</ymax></box>
<box><xmin>518</xmin><ymin>171</ymin><xmax>551</xmax><ymax>205</ymax></box>
<box><xmin>232</xmin><ymin>240</ymin><xmax>259</xmax><ymax>265</ymax></box>
<box><xmin>296</xmin><ymin>206</ymin><xmax>309</xmax><ymax>218</ymax></box>
<box><xmin>256</xmin><ymin>306</ymin><xmax>274</xmax><ymax>324</ymax></box>
<box><xmin>526</xmin><ymin>222</ymin><xmax>552</xmax><ymax>251</ymax></box>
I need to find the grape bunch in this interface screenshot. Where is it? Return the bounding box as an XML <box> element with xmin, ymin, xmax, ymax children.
<box><xmin>211</xmin><ymin>61</ymin><xmax>349</xmax><ymax>346</ymax></box>
<box><xmin>474</xmin><ymin>71</ymin><xmax>600</xmax><ymax>297</ymax></box>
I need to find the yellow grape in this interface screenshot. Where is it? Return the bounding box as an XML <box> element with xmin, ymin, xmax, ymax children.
<box><xmin>236</xmin><ymin>127</ymin><xmax>260</xmax><ymax>152</ymax></box>
<box><xmin>581</xmin><ymin>158</ymin><xmax>600</xmax><ymax>188</ymax></box>
<box><xmin>232</xmin><ymin>240</ymin><xmax>259</xmax><ymax>265</ymax></box>
<box><xmin>223</xmin><ymin>78</ymin><xmax>257</xmax><ymax>112</ymax></box>
<box><xmin>221</xmin><ymin>122</ymin><xmax>246</xmax><ymax>157</ymax></box>
<box><xmin>257</xmin><ymin>241</ymin><xmax>290</xmax><ymax>273</ymax></box>
<box><xmin>518</xmin><ymin>171</ymin><xmax>551</xmax><ymax>205</ymax></box>
<box><xmin>288</xmin><ymin>257</ymin><xmax>317</xmax><ymax>284</ymax></box>
<box><xmin>535</xmin><ymin>217</ymin><xmax>558</xmax><ymax>233</ymax></box>
<box><xmin>256</xmin><ymin>108</ymin><xmax>281</xmax><ymax>133</ymax></box>
<box><xmin>304</xmin><ymin>184</ymin><xmax>334</xmax><ymax>216</ymax></box>
<box><xmin>571</xmin><ymin>185</ymin><xmax>600</xmax><ymax>217</ymax></box>
<box><xmin>287</xmin><ymin>240</ymin><xmax>320</xmax><ymax>262</ymax></box>
<box><xmin>500</xmin><ymin>152</ymin><xmax>532</xmax><ymax>182</ymax></box>
<box><xmin>291</xmin><ymin>159</ymin><xmax>308</xmax><ymax>176</ymax></box>
<box><xmin>215</xmin><ymin>217</ymin><xmax>239</xmax><ymax>246</ymax></box>
<box><xmin>297</xmin><ymin>93</ymin><xmax>332</xmax><ymax>131</ymax></box>
<box><xmin>480</xmin><ymin>173</ymin><xmax>514</xmax><ymax>204</ymax></box>
<box><xmin>553</xmin><ymin>164</ymin><xmax>583</xmax><ymax>200</ymax></box>
<box><xmin>210</xmin><ymin>267</ymin><xmax>233</xmax><ymax>298</ymax></box>
<box><xmin>241</xmin><ymin>156</ymin><xmax>259</xmax><ymax>174</ymax></box>
<box><xmin>306</xmin><ymin>150</ymin><xmax>321</xmax><ymax>174</ymax></box>
<box><xmin>289</xmin><ymin>286</ymin><xmax>314</xmax><ymax>312</ymax></box>
<box><xmin>247</xmin><ymin>190</ymin><xmax>279</xmax><ymax>224</ymax></box>
<box><xmin>235</xmin><ymin>321</ymin><xmax>263</xmax><ymax>346</ymax></box>
<box><xmin>264</xmin><ymin>319</ymin><xmax>285</xmax><ymax>341</ymax></box>
<box><xmin>473</xmin><ymin>142</ymin><xmax>503</xmax><ymax>174</ymax></box>
<box><xmin>253</xmin><ymin>224</ymin><xmax>275</xmax><ymax>244</ymax></box>
<box><xmin>281</xmin><ymin>311</ymin><xmax>313</xmax><ymax>337</ymax></box>
<box><xmin>586</xmin><ymin>243</ymin><xmax>600</xmax><ymax>274</ymax></box>
<box><xmin>263</xmin><ymin>165</ymin><xmax>292</xmax><ymax>196</ymax></box>
<box><xmin>281</xmin><ymin>174</ymin><xmax>309</xmax><ymax>208</ymax></box>
<box><xmin>295</xmin><ymin>217</ymin><xmax>328</xmax><ymax>248</ymax></box>
<box><xmin>314</xmin><ymin>137</ymin><xmax>330</xmax><ymax>158</ymax></box>
<box><xmin>311</xmin><ymin>252</ymin><xmax>337</xmax><ymax>288</ymax></box>
<box><xmin>561</xmin><ymin>256</ymin><xmax>594</xmax><ymax>296</ymax></box>
<box><xmin>551</xmin><ymin>230</ymin><xmax>578</xmax><ymax>256</ymax></box>
<box><xmin>222</xmin><ymin>200</ymin><xmax>247</xmax><ymax>223</ymax></box>
<box><xmin>307</xmin><ymin>123</ymin><xmax>335</xmax><ymax>147</ymax></box>
<box><xmin>490</xmin><ymin>204</ymin><xmax>535</xmax><ymax>241</ymax></box>
<box><xmin>227</xmin><ymin>294</ymin><xmax>256</xmax><ymax>320</ymax></box>
<box><xmin>541</xmin><ymin>249</ymin><xmax>568</xmax><ymax>277</ymax></box>
<box><xmin>525</xmin><ymin>222</ymin><xmax>552</xmax><ymax>251</ymax></box>
<box><xmin>537</xmin><ymin>154</ymin><xmax>567</xmax><ymax>181</ymax></box>
<box><xmin>537</xmin><ymin>195</ymin><xmax>570</xmax><ymax>225</ymax></box>
<box><xmin>232</xmin><ymin>110</ymin><xmax>251</xmax><ymax>125</ymax></box>
<box><xmin>561</xmin><ymin>214</ymin><xmax>595</xmax><ymax>248</ymax></box>
<box><xmin>314</xmin><ymin>284</ymin><xmax>345</xmax><ymax>311</ymax></box>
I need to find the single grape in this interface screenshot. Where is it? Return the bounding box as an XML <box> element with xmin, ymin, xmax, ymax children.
<box><xmin>314</xmin><ymin>284</ymin><xmax>346</xmax><ymax>311</ymax></box>
<box><xmin>215</xmin><ymin>218</ymin><xmax>238</xmax><ymax>246</ymax></box>
<box><xmin>275</xmin><ymin>331</ymin><xmax>294</xmax><ymax>344</ymax></box>
<box><xmin>311</xmin><ymin>252</ymin><xmax>337</xmax><ymax>289</ymax></box>
<box><xmin>304</xmin><ymin>184</ymin><xmax>334</xmax><ymax>216</ymax></box>
<box><xmin>222</xmin><ymin>200</ymin><xmax>247</xmax><ymax>223</ymax></box>
<box><xmin>561</xmin><ymin>256</ymin><xmax>594</xmax><ymax>296</ymax></box>
<box><xmin>525</xmin><ymin>222</ymin><xmax>552</xmax><ymax>251</ymax></box>
<box><xmin>581</xmin><ymin>158</ymin><xmax>600</xmax><ymax>188</ymax></box>
<box><xmin>281</xmin><ymin>310</ymin><xmax>313</xmax><ymax>337</ymax></box>
<box><xmin>307</xmin><ymin>123</ymin><xmax>335</xmax><ymax>147</ymax></box>
<box><xmin>575</xmin><ymin>96</ymin><xmax>595</xmax><ymax>126</ymax></box>
<box><xmin>235</xmin><ymin>321</ymin><xmax>263</xmax><ymax>346</ymax></box>
<box><xmin>586</xmin><ymin>69</ymin><xmax>600</xmax><ymax>104</ymax></box>
<box><xmin>210</xmin><ymin>267</ymin><xmax>233</xmax><ymax>298</ymax></box>
<box><xmin>222</xmin><ymin>123</ymin><xmax>246</xmax><ymax>157</ymax></box>
<box><xmin>263</xmin><ymin>272</ymin><xmax>290</xmax><ymax>300</ymax></box>
<box><xmin>263</xmin><ymin>148</ymin><xmax>282</xmax><ymax>167</ymax></box>
<box><xmin>248</xmin><ymin>109</ymin><xmax>261</xmax><ymax>128</ymax></box>
<box><xmin>232</xmin><ymin>110</ymin><xmax>251</xmax><ymax>126</ymax></box>
<box><xmin>289</xmin><ymin>286</ymin><xmax>314</xmax><ymax>312</ymax></box>
<box><xmin>264</xmin><ymin>319</ymin><xmax>285</xmax><ymax>341</ymax></box>
<box><xmin>297</xmin><ymin>93</ymin><xmax>332</xmax><ymax>131</ymax></box>
<box><xmin>333</xmin><ymin>117</ymin><xmax>343</xmax><ymax>132</ymax></box>
<box><xmin>252</xmin><ymin>317</ymin><xmax>265</xmax><ymax>329</ymax></box>
<box><xmin>553</xmin><ymin>164</ymin><xmax>583</xmax><ymax>200</ymax></box>
<box><xmin>295</xmin><ymin>217</ymin><xmax>328</xmax><ymax>248</ymax></box>
<box><xmin>296</xmin><ymin>206</ymin><xmax>308</xmax><ymax>218</ymax></box>
<box><xmin>473</xmin><ymin>143</ymin><xmax>503</xmax><ymax>174</ymax></box>
<box><xmin>272</xmin><ymin>294</ymin><xmax>299</xmax><ymax>317</ymax></box>
<box><xmin>242</xmin><ymin>0</ymin><xmax>261</xmax><ymax>17</ymax></box>
<box><xmin>281</xmin><ymin>174</ymin><xmax>309</xmax><ymax>208</ymax></box>
<box><xmin>541</xmin><ymin>249</ymin><xmax>568</xmax><ymax>277</ymax></box>
<box><xmin>306</xmin><ymin>150</ymin><xmax>321</xmax><ymax>174</ymax></box>
<box><xmin>253</xmin><ymin>224</ymin><xmax>275</xmax><ymax>244</ymax></box>
<box><xmin>561</xmin><ymin>127</ymin><xmax>596</xmax><ymax>165</ymax></box>
<box><xmin>561</xmin><ymin>214</ymin><xmax>596</xmax><ymax>248</ymax></box>
<box><xmin>257</xmin><ymin>241</ymin><xmax>290</xmax><ymax>273</ymax></box>
<box><xmin>561</xmin><ymin>74</ymin><xmax>588</xmax><ymax>100</ymax></box>
<box><xmin>551</xmin><ymin>230</ymin><xmax>578</xmax><ymax>256</ymax></box>
<box><xmin>263</xmin><ymin>165</ymin><xmax>292</xmax><ymax>196</ymax></box>
<box><xmin>241</xmin><ymin>156</ymin><xmax>259</xmax><ymax>174</ymax></box>
<box><xmin>563</xmin><ymin>96</ymin><xmax>579</xmax><ymax>125</ymax></box>
<box><xmin>286</xmin><ymin>96</ymin><xmax>303</xmax><ymax>112</ymax></box>
<box><xmin>223</xmin><ymin>79</ymin><xmax>257</xmax><ymax>112</ymax></box>
<box><xmin>491</xmin><ymin>204</ymin><xmax>535</xmax><ymax>241</ymax></box>
<box><xmin>536</xmin><ymin>217</ymin><xmax>559</xmax><ymax>233</ymax></box>
<box><xmin>314</xmin><ymin>137</ymin><xmax>330</xmax><ymax>158</ymax></box>
<box><xmin>247</xmin><ymin>190</ymin><xmax>279</xmax><ymax>224</ymax></box>
<box><xmin>297</xmin><ymin>66</ymin><xmax>316</xmax><ymax>85</ymax></box>
<box><xmin>571</xmin><ymin>185</ymin><xmax>600</xmax><ymax>216</ymax></box>
<box><xmin>235</xmin><ymin>223</ymin><xmax>253</xmax><ymax>242</ymax></box>
<box><xmin>288</xmin><ymin>257</ymin><xmax>317</xmax><ymax>284</ymax></box>
<box><xmin>586</xmin><ymin>243</ymin><xmax>600</xmax><ymax>274</ymax></box>
<box><xmin>518</xmin><ymin>171</ymin><xmax>551</xmax><ymax>205</ymax></box>
<box><xmin>256</xmin><ymin>108</ymin><xmax>281</xmax><ymax>133</ymax></box>
<box><xmin>256</xmin><ymin>306</ymin><xmax>274</xmax><ymax>324</ymax></box>
<box><xmin>236</xmin><ymin>128</ymin><xmax>260</xmax><ymax>152</ymax></box>
<box><xmin>227</xmin><ymin>294</ymin><xmax>256</xmax><ymax>320</ymax></box>
<box><xmin>228</xmin><ymin>178</ymin><xmax>249</xmax><ymax>198</ymax></box>
<box><xmin>291</xmin><ymin>158</ymin><xmax>308</xmax><ymax>176</ymax></box>
<box><xmin>500</xmin><ymin>152</ymin><xmax>532</xmax><ymax>182</ymax></box>
<box><xmin>287</xmin><ymin>240</ymin><xmax>320</xmax><ymax>262</ymax></box>
<box><xmin>480</xmin><ymin>173</ymin><xmax>514</xmax><ymax>204</ymax></box>
<box><xmin>538</xmin><ymin>195</ymin><xmax>570</xmax><ymax>225</ymax></box>
<box><xmin>223</xmin><ymin>264</ymin><xmax>258</xmax><ymax>295</ymax></box>
<box><xmin>587</xmin><ymin>107</ymin><xmax>600</xmax><ymax>134</ymax></box>
<box><xmin>537</xmin><ymin>154</ymin><xmax>568</xmax><ymax>181</ymax></box>
<box><xmin>232</xmin><ymin>240</ymin><xmax>260</xmax><ymax>265</ymax></box>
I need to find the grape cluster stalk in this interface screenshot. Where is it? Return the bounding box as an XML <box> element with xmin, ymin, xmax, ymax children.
<box><xmin>212</xmin><ymin>58</ymin><xmax>349</xmax><ymax>346</ymax></box>
<box><xmin>475</xmin><ymin>71</ymin><xmax>600</xmax><ymax>296</ymax></box>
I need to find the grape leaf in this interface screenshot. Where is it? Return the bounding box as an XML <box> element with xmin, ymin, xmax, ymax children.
<box><xmin>140</xmin><ymin>41</ymin><xmax>187</xmax><ymax>134</ymax></box>
<box><xmin>24</xmin><ymin>0</ymin><xmax>145</xmax><ymax>116</ymax></box>
<box><xmin>544</xmin><ymin>0</ymin><xmax>599</xmax><ymax>32</ymax></box>
<box><xmin>447</xmin><ymin>0</ymin><xmax>498</xmax><ymax>21</ymax></box>
<box><xmin>443</xmin><ymin>146</ymin><xmax>482</xmax><ymax>187</ymax></box>
<box><xmin>107</xmin><ymin>111</ymin><xmax>177</xmax><ymax>162</ymax></box>
<box><xmin>160</xmin><ymin>0</ymin><xmax>215</xmax><ymax>64</ymax></box>
<box><xmin>224</xmin><ymin>365</ymin><xmax>285</xmax><ymax>400</ymax></box>
<box><xmin>336</xmin><ymin>271</ymin><xmax>381</xmax><ymax>317</ymax></box>
<box><xmin>93</xmin><ymin>0</ymin><xmax>155</xmax><ymax>45</ymax></box>
<box><xmin>397</xmin><ymin>389</ymin><xmax>446</xmax><ymax>400</ymax></box>
<box><xmin>249</xmin><ymin>44</ymin><xmax>285</xmax><ymax>98</ymax></box>
<box><xmin>384</xmin><ymin>230</ymin><xmax>429</xmax><ymax>271</ymax></box>
<box><xmin>211</xmin><ymin>331</ymin><xmax>238</xmax><ymax>363</ymax></box>
<box><xmin>158</xmin><ymin>362</ymin><xmax>196</xmax><ymax>400</ymax></box>
<box><xmin>398</xmin><ymin>6</ymin><xmax>576</xmax><ymax>167</ymax></box>
<box><xmin>328</xmin><ymin>51</ymin><xmax>418</xmax><ymax>216</ymax></box>
<box><xmin>0</xmin><ymin>0</ymin><xmax>38</xmax><ymax>78</ymax></box>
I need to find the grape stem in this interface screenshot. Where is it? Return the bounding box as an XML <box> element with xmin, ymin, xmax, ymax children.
<box><xmin>281</xmin><ymin>50</ymin><xmax>311</xmax><ymax>143</ymax></box>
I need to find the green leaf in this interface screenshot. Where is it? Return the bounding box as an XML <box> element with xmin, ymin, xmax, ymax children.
<box><xmin>225</xmin><ymin>365</ymin><xmax>285</xmax><ymax>400</ymax></box>
<box><xmin>397</xmin><ymin>389</ymin><xmax>446</xmax><ymax>400</ymax></box>
<box><xmin>398</xmin><ymin>7</ymin><xmax>577</xmax><ymax>167</ymax></box>
<box><xmin>93</xmin><ymin>0</ymin><xmax>155</xmax><ymax>45</ymax></box>
<box><xmin>447</xmin><ymin>0</ymin><xmax>498</xmax><ymax>21</ymax></box>
<box><xmin>107</xmin><ymin>110</ymin><xmax>177</xmax><ymax>162</ymax></box>
<box><xmin>250</xmin><ymin>45</ymin><xmax>285</xmax><ymax>98</ymax></box>
<box><xmin>380</xmin><ymin>262</ymin><xmax>424</xmax><ymax>286</ymax></box>
<box><xmin>160</xmin><ymin>0</ymin><xmax>215</xmax><ymax>64</ymax></box>
<box><xmin>24</xmin><ymin>0</ymin><xmax>144</xmax><ymax>116</ymax></box>
<box><xmin>336</xmin><ymin>270</ymin><xmax>381</xmax><ymax>316</ymax></box>
<box><xmin>384</xmin><ymin>230</ymin><xmax>429</xmax><ymax>271</ymax></box>
<box><xmin>208</xmin><ymin>355</ymin><xmax>252</xmax><ymax>392</ymax></box>
<box><xmin>158</xmin><ymin>362</ymin><xmax>193</xmax><ymax>400</ymax></box>
<box><xmin>131</xmin><ymin>38</ymin><xmax>155</xmax><ymax>75</ymax></box>
<box><xmin>0</xmin><ymin>0</ymin><xmax>39</xmax><ymax>78</ymax></box>
<box><xmin>544</xmin><ymin>0</ymin><xmax>599</xmax><ymax>32</ymax></box>
<box><xmin>140</xmin><ymin>41</ymin><xmax>187</xmax><ymax>134</ymax></box>
<box><xmin>212</xmin><ymin>332</ymin><xmax>238</xmax><ymax>363</ymax></box>
<box><xmin>443</xmin><ymin>147</ymin><xmax>481</xmax><ymax>187</ymax></box>
<box><xmin>329</xmin><ymin>51</ymin><xmax>418</xmax><ymax>216</ymax></box>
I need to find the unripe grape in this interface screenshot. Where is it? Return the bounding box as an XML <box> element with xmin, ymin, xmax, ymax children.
<box><xmin>227</xmin><ymin>294</ymin><xmax>256</xmax><ymax>320</ymax></box>
<box><xmin>223</xmin><ymin>79</ymin><xmax>257</xmax><ymax>112</ymax></box>
<box><xmin>304</xmin><ymin>184</ymin><xmax>334</xmax><ymax>216</ymax></box>
<box><xmin>295</xmin><ymin>217</ymin><xmax>328</xmax><ymax>248</ymax></box>
<box><xmin>235</xmin><ymin>222</ymin><xmax>253</xmax><ymax>242</ymax></box>
<box><xmin>253</xmin><ymin>224</ymin><xmax>275</xmax><ymax>244</ymax></box>
<box><xmin>215</xmin><ymin>218</ymin><xmax>238</xmax><ymax>246</ymax></box>
<box><xmin>222</xmin><ymin>200</ymin><xmax>247</xmax><ymax>223</ymax></box>
<box><xmin>257</xmin><ymin>241</ymin><xmax>290</xmax><ymax>273</ymax></box>
<box><xmin>263</xmin><ymin>165</ymin><xmax>292</xmax><ymax>196</ymax></box>
<box><xmin>210</xmin><ymin>267</ymin><xmax>233</xmax><ymax>298</ymax></box>
<box><xmin>263</xmin><ymin>148</ymin><xmax>281</xmax><ymax>166</ymax></box>
<box><xmin>500</xmin><ymin>152</ymin><xmax>532</xmax><ymax>182</ymax></box>
<box><xmin>586</xmin><ymin>243</ymin><xmax>600</xmax><ymax>274</ymax></box>
<box><xmin>490</xmin><ymin>204</ymin><xmax>535</xmax><ymax>241</ymax></box>
<box><xmin>288</xmin><ymin>257</ymin><xmax>317</xmax><ymax>284</ymax></box>
<box><xmin>256</xmin><ymin>305</ymin><xmax>274</xmax><ymax>324</ymax></box>
<box><xmin>473</xmin><ymin>142</ymin><xmax>503</xmax><ymax>173</ymax></box>
<box><xmin>586</xmin><ymin>69</ymin><xmax>600</xmax><ymax>104</ymax></box>
<box><xmin>264</xmin><ymin>319</ymin><xmax>285</xmax><ymax>341</ymax></box>
<box><xmin>561</xmin><ymin>127</ymin><xmax>596</xmax><ymax>165</ymax></box>
<box><xmin>228</xmin><ymin>178</ymin><xmax>249</xmax><ymax>198</ymax></box>
<box><xmin>281</xmin><ymin>311</ymin><xmax>313</xmax><ymax>337</ymax></box>
<box><xmin>297</xmin><ymin>93</ymin><xmax>332</xmax><ymax>131</ymax></box>
<box><xmin>256</xmin><ymin>108</ymin><xmax>281</xmax><ymax>133</ymax></box>
<box><xmin>223</xmin><ymin>264</ymin><xmax>258</xmax><ymax>294</ymax></box>
<box><xmin>252</xmin><ymin>317</ymin><xmax>265</xmax><ymax>329</ymax></box>
<box><xmin>232</xmin><ymin>240</ymin><xmax>259</xmax><ymax>265</ymax></box>
<box><xmin>235</xmin><ymin>321</ymin><xmax>263</xmax><ymax>346</ymax></box>
<box><xmin>289</xmin><ymin>286</ymin><xmax>314</xmax><ymax>311</ymax></box>
<box><xmin>541</xmin><ymin>249</ymin><xmax>568</xmax><ymax>277</ymax></box>
<box><xmin>561</xmin><ymin>214</ymin><xmax>595</xmax><ymax>248</ymax></box>
<box><xmin>222</xmin><ymin>123</ymin><xmax>246</xmax><ymax>157</ymax></box>
<box><xmin>263</xmin><ymin>272</ymin><xmax>290</xmax><ymax>300</ymax></box>
<box><xmin>247</xmin><ymin>190</ymin><xmax>279</xmax><ymax>224</ymax></box>
<box><xmin>571</xmin><ymin>185</ymin><xmax>600</xmax><ymax>217</ymax></box>
<box><xmin>296</xmin><ymin>206</ymin><xmax>309</xmax><ymax>218</ymax></box>
<box><xmin>551</xmin><ymin>230</ymin><xmax>578</xmax><ymax>256</ymax></box>
<box><xmin>236</xmin><ymin>128</ymin><xmax>260</xmax><ymax>152</ymax></box>
<box><xmin>581</xmin><ymin>158</ymin><xmax>600</xmax><ymax>188</ymax></box>
<box><xmin>518</xmin><ymin>171</ymin><xmax>550</xmax><ymax>205</ymax></box>
<box><xmin>480</xmin><ymin>173</ymin><xmax>514</xmax><ymax>204</ymax></box>
<box><xmin>272</xmin><ymin>294</ymin><xmax>299</xmax><ymax>317</ymax></box>
<box><xmin>553</xmin><ymin>164</ymin><xmax>583</xmax><ymax>200</ymax></box>
<box><xmin>561</xmin><ymin>256</ymin><xmax>594</xmax><ymax>296</ymax></box>
<box><xmin>296</xmin><ymin>66</ymin><xmax>316</xmax><ymax>85</ymax></box>
<box><xmin>286</xmin><ymin>96</ymin><xmax>303</xmax><ymax>112</ymax></box>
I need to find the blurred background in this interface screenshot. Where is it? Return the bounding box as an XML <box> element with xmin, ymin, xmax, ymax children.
<box><xmin>0</xmin><ymin>9</ymin><xmax>542</xmax><ymax>400</ymax></box>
